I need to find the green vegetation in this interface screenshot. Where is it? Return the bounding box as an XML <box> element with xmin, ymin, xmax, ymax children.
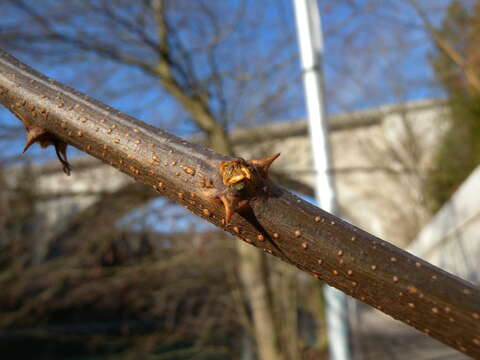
<box><xmin>425</xmin><ymin>1</ymin><xmax>480</xmax><ymax>212</ymax></box>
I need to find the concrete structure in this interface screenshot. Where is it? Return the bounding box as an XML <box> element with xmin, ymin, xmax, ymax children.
<box><xmin>408</xmin><ymin>164</ymin><xmax>480</xmax><ymax>284</ymax></box>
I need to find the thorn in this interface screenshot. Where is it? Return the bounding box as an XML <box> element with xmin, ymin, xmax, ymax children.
<box><xmin>22</xmin><ymin>126</ymin><xmax>71</xmax><ymax>176</ymax></box>
<box><xmin>247</xmin><ymin>153</ymin><xmax>280</xmax><ymax>178</ymax></box>
<box><xmin>219</xmin><ymin>193</ymin><xmax>250</xmax><ymax>225</ymax></box>
<box><xmin>219</xmin><ymin>194</ymin><xmax>237</xmax><ymax>224</ymax></box>
<box><xmin>23</xmin><ymin>126</ymin><xmax>49</xmax><ymax>153</ymax></box>
<box><xmin>55</xmin><ymin>142</ymin><xmax>71</xmax><ymax>176</ymax></box>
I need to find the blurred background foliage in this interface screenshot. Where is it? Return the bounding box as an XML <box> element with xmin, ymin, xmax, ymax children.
<box><xmin>425</xmin><ymin>0</ymin><xmax>480</xmax><ymax>212</ymax></box>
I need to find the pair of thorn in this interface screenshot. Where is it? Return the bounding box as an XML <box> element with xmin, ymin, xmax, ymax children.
<box><xmin>23</xmin><ymin>126</ymin><xmax>71</xmax><ymax>175</ymax></box>
<box><xmin>218</xmin><ymin>153</ymin><xmax>280</xmax><ymax>224</ymax></box>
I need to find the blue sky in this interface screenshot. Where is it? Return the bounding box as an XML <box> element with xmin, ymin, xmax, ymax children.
<box><xmin>0</xmin><ymin>1</ymin><xmax>448</xmax><ymax>162</ymax></box>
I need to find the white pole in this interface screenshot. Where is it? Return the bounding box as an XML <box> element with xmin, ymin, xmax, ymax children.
<box><xmin>292</xmin><ymin>1</ymin><xmax>351</xmax><ymax>360</ymax></box>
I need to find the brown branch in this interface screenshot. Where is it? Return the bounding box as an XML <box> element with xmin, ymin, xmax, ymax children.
<box><xmin>0</xmin><ymin>50</ymin><xmax>479</xmax><ymax>357</ymax></box>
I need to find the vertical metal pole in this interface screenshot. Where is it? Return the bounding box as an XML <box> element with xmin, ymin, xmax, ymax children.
<box><xmin>292</xmin><ymin>1</ymin><xmax>352</xmax><ymax>359</ymax></box>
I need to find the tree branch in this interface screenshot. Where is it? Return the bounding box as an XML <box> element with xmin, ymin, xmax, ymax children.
<box><xmin>0</xmin><ymin>50</ymin><xmax>479</xmax><ymax>357</ymax></box>
<box><xmin>409</xmin><ymin>0</ymin><xmax>480</xmax><ymax>93</ymax></box>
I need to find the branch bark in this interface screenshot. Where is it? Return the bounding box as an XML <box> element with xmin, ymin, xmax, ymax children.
<box><xmin>0</xmin><ymin>50</ymin><xmax>479</xmax><ymax>357</ymax></box>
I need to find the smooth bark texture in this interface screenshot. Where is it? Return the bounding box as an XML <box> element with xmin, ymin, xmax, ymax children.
<box><xmin>0</xmin><ymin>51</ymin><xmax>479</xmax><ymax>357</ymax></box>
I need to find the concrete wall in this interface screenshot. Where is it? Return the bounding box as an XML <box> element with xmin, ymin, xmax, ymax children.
<box><xmin>408</xmin><ymin>165</ymin><xmax>480</xmax><ymax>285</ymax></box>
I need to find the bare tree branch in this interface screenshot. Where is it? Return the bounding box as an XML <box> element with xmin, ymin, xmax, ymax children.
<box><xmin>409</xmin><ymin>0</ymin><xmax>480</xmax><ymax>93</ymax></box>
<box><xmin>0</xmin><ymin>50</ymin><xmax>479</xmax><ymax>357</ymax></box>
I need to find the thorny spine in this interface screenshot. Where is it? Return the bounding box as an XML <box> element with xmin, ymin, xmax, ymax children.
<box><xmin>0</xmin><ymin>51</ymin><xmax>479</xmax><ymax>357</ymax></box>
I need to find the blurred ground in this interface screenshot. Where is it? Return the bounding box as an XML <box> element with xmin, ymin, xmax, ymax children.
<box><xmin>353</xmin><ymin>305</ymin><xmax>468</xmax><ymax>360</ymax></box>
